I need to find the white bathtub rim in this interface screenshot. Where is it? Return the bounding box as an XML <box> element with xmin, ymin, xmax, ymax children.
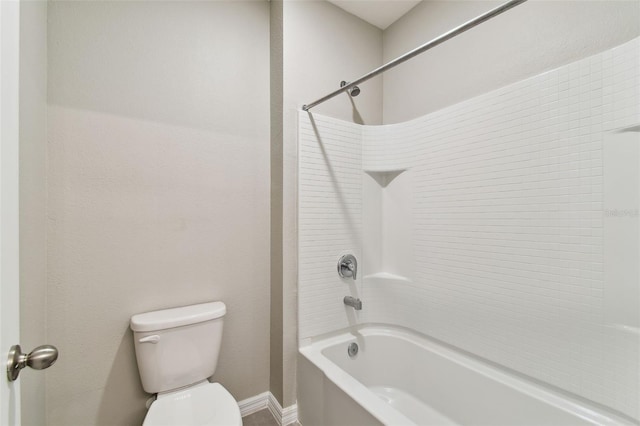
<box><xmin>299</xmin><ymin>324</ymin><xmax>636</xmax><ymax>426</ymax></box>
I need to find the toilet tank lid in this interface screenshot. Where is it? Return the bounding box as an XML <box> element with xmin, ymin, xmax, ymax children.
<box><xmin>130</xmin><ymin>301</ymin><xmax>226</xmax><ymax>332</ymax></box>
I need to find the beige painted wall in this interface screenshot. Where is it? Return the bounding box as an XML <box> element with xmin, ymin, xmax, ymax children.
<box><xmin>19</xmin><ymin>1</ymin><xmax>47</xmax><ymax>425</ymax></box>
<box><xmin>383</xmin><ymin>0</ymin><xmax>640</xmax><ymax>123</ymax></box>
<box><xmin>46</xmin><ymin>2</ymin><xmax>271</xmax><ymax>425</ymax></box>
<box><xmin>282</xmin><ymin>0</ymin><xmax>383</xmax><ymax>408</ymax></box>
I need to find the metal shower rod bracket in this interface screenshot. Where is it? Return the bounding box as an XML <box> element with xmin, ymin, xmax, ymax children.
<box><xmin>301</xmin><ymin>0</ymin><xmax>528</xmax><ymax>112</ymax></box>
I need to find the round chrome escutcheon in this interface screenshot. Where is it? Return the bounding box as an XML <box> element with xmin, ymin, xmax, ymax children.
<box><xmin>347</xmin><ymin>342</ymin><xmax>358</xmax><ymax>358</ymax></box>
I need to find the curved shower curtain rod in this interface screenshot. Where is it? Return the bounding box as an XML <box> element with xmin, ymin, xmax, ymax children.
<box><xmin>302</xmin><ymin>0</ymin><xmax>528</xmax><ymax>112</ymax></box>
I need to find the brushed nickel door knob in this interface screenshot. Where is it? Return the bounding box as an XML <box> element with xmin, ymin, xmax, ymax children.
<box><xmin>7</xmin><ymin>344</ymin><xmax>59</xmax><ymax>382</ymax></box>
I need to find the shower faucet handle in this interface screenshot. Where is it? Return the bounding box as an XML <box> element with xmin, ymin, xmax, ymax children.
<box><xmin>338</xmin><ymin>254</ymin><xmax>357</xmax><ymax>280</ymax></box>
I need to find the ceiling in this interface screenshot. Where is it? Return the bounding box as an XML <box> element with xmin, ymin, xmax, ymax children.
<box><xmin>327</xmin><ymin>0</ymin><xmax>422</xmax><ymax>30</ymax></box>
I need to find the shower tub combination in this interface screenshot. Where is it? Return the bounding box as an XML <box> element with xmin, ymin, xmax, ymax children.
<box><xmin>298</xmin><ymin>326</ymin><xmax>633</xmax><ymax>426</ymax></box>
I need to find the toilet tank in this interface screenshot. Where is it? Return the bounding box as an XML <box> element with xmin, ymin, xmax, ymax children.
<box><xmin>130</xmin><ymin>301</ymin><xmax>226</xmax><ymax>394</ymax></box>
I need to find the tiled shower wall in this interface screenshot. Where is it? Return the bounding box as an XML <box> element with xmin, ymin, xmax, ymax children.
<box><xmin>299</xmin><ymin>114</ymin><xmax>364</xmax><ymax>338</ymax></box>
<box><xmin>298</xmin><ymin>38</ymin><xmax>640</xmax><ymax>418</ymax></box>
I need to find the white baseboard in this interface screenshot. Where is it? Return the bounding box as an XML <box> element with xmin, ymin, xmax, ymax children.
<box><xmin>238</xmin><ymin>391</ymin><xmax>297</xmax><ymax>425</ymax></box>
<box><xmin>267</xmin><ymin>392</ymin><xmax>298</xmax><ymax>425</ymax></box>
<box><xmin>238</xmin><ymin>391</ymin><xmax>269</xmax><ymax>417</ymax></box>
<box><xmin>282</xmin><ymin>403</ymin><xmax>298</xmax><ymax>425</ymax></box>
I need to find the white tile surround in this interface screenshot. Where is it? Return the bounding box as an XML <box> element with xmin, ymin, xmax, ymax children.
<box><xmin>298</xmin><ymin>38</ymin><xmax>640</xmax><ymax>419</ymax></box>
<box><xmin>299</xmin><ymin>114</ymin><xmax>364</xmax><ymax>337</ymax></box>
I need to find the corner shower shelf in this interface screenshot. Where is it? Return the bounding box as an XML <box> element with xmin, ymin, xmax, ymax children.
<box><xmin>364</xmin><ymin>169</ymin><xmax>407</xmax><ymax>188</ymax></box>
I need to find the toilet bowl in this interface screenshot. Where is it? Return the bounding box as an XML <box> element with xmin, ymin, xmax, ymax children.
<box><xmin>143</xmin><ymin>382</ymin><xmax>241</xmax><ymax>426</ymax></box>
<box><xmin>130</xmin><ymin>302</ymin><xmax>242</xmax><ymax>426</ymax></box>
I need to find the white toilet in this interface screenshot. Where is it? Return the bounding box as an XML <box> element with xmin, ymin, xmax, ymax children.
<box><xmin>130</xmin><ymin>301</ymin><xmax>242</xmax><ymax>426</ymax></box>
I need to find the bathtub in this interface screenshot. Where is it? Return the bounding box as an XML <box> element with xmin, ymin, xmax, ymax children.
<box><xmin>298</xmin><ymin>326</ymin><xmax>634</xmax><ymax>426</ymax></box>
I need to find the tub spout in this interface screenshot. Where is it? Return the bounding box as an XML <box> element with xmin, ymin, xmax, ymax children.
<box><xmin>343</xmin><ymin>296</ymin><xmax>362</xmax><ymax>310</ymax></box>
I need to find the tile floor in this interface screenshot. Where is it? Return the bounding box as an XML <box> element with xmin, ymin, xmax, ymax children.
<box><xmin>242</xmin><ymin>408</ymin><xmax>299</xmax><ymax>426</ymax></box>
<box><xmin>242</xmin><ymin>409</ymin><xmax>278</xmax><ymax>426</ymax></box>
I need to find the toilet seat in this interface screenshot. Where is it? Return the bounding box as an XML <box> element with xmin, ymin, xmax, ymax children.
<box><xmin>143</xmin><ymin>382</ymin><xmax>242</xmax><ymax>426</ymax></box>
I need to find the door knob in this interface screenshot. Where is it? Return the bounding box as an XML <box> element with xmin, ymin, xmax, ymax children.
<box><xmin>7</xmin><ymin>344</ymin><xmax>58</xmax><ymax>382</ymax></box>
